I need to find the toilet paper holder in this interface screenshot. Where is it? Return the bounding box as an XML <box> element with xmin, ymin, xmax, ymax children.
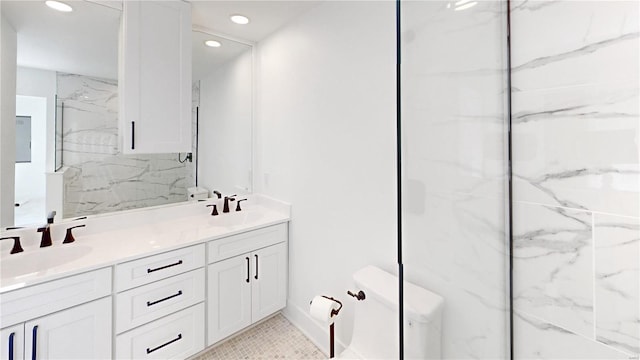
<box><xmin>321</xmin><ymin>295</ymin><xmax>343</xmax><ymax>318</ymax></box>
<box><xmin>310</xmin><ymin>296</ymin><xmax>343</xmax><ymax>358</ymax></box>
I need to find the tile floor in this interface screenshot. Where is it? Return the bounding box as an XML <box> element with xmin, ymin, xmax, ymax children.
<box><xmin>192</xmin><ymin>314</ymin><xmax>326</xmax><ymax>360</ymax></box>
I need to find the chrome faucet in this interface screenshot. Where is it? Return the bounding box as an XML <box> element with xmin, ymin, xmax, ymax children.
<box><xmin>37</xmin><ymin>211</ymin><xmax>56</xmax><ymax>247</ymax></box>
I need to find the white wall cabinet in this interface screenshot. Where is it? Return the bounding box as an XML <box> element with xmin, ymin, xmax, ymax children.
<box><xmin>1</xmin><ymin>297</ymin><xmax>111</xmax><ymax>360</ymax></box>
<box><xmin>119</xmin><ymin>0</ymin><xmax>192</xmax><ymax>154</ymax></box>
<box><xmin>207</xmin><ymin>241</ymin><xmax>287</xmax><ymax>346</ymax></box>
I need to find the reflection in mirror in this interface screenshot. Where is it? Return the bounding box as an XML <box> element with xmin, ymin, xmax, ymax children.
<box><xmin>192</xmin><ymin>30</ymin><xmax>253</xmax><ymax>197</ymax></box>
<box><xmin>1</xmin><ymin>3</ymin><xmax>254</xmax><ymax>228</ymax></box>
<box><xmin>1</xmin><ymin>1</ymin><xmax>198</xmax><ymax>227</ymax></box>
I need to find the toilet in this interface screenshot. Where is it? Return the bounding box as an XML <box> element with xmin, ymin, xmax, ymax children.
<box><xmin>338</xmin><ymin>265</ymin><xmax>444</xmax><ymax>359</ymax></box>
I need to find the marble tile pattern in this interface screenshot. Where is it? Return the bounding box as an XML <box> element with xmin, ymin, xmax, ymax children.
<box><xmin>57</xmin><ymin>73</ymin><xmax>192</xmax><ymax>218</ymax></box>
<box><xmin>513</xmin><ymin>204</ymin><xmax>594</xmax><ymax>338</ymax></box>
<box><xmin>401</xmin><ymin>1</ymin><xmax>510</xmax><ymax>358</ymax></box>
<box><xmin>511</xmin><ymin>0</ymin><xmax>639</xmax><ymax>217</ymax></box>
<box><xmin>511</xmin><ymin>0</ymin><xmax>640</xmax><ymax>358</ymax></box>
<box><xmin>191</xmin><ymin>314</ymin><xmax>325</xmax><ymax>360</ymax></box>
<box><xmin>594</xmin><ymin>215</ymin><xmax>640</xmax><ymax>355</ymax></box>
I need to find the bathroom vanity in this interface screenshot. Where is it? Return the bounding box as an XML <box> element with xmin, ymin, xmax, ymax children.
<box><xmin>0</xmin><ymin>196</ymin><xmax>290</xmax><ymax>359</ymax></box>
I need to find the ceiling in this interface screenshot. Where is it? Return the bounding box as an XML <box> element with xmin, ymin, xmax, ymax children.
<box><xmin>1</xmin><ymin>0</ymin><xmax>120</xmax><ymax>79</ymax></box>
<box><xmin>190</xmin><ymin>1</ymin><xmax>321</xmax><ymax>43</ymax></box>
<box><xmin>1</xmin><ymin>0</ymin><xmax>321</xmax><ymax>80</ymax></box>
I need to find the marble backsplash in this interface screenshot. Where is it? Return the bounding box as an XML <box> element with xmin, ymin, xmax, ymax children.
<box><xmin>58</xmin><ymin>73</ymin><xmax>194</xmax><ymax>218</ymax></box>
<box><xmin>511</xmin><ymin>0</ymin><xmax>639</xmax><ymax>358</ymax></box>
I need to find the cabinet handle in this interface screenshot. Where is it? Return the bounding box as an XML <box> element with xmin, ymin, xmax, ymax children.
<box><xmin>146</xmin><ymin>333</ymin><xmax>182</xmax><ymax>354</ymax></box>
<box><xmin>147</xmin><ymin>260</ymin><xmax>183</xmax><ymax>273</ymax></box>
<box><xmin>31</xmin><ymin>326</ymin><xmax>38</xmax><ymax>360</ymax></box>
<box><xmin>146</xmin><ymin>290</ymin><xmax>183</xmax><ymax>306</ymax></box>
<box><xmin>245</xmin><ymin>257</ymin><xmax>250</xmax><ymax>283</ymax></box>
<box><xmin>8</xmin><ymin>332</ymin><xmax>14</xmax><ymax>360</ymax></box>
<box><xmin>131</xmin><ymin>121</ymin><xmax>135</xmax><ymax>150</ymax></box>
<box><xmin>254</xmin><ymin>254</ymin><xmax>259</xmax><ymax>280</ymax></box>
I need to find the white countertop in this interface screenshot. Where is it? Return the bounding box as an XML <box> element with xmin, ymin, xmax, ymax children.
<box><xmin>0</xmin><ymin>195</ymin><xmax>290</xmax><ymax>293</ymax></box>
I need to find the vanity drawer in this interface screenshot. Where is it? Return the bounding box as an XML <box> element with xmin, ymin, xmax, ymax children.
<box><xmin>0</xmin><ymin>268</ymin><xmax>111</xmax><ymax>327</ymax></box>
<box><xmin>208</xmin><ymin>224</ymin><xmax>287</xmax><ymax>264</ymax></box>
<box><xmin>115</xmin><ymin>244</ymin><xmax>204</xmax><ymax>292</ymax></box>
<box><xmin>116</xmin><ymin>268</ymin><xmax>205</xmax><ymax>333</ymax></box>
<box><xmin>116</xmin><ymin>303</ymin><xmax>205</xmax><ymax>360</ymax></box>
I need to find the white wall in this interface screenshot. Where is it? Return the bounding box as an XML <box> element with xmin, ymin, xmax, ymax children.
<box><xmin>16</xmin><ymin>67</ymin><xmax>57</xmax><ymax>172</ymax></box>
<box><xmin>198</xmin><ymin>49</ymin><xmax>253</xmax><ymax>196</ymax></box>
<box><xmin>254</xmin><ymin>1</ymin><xmax>396</xmax><ymax>353</ymax></box>
<box><xmin>0</xmin><ymin>15</ymin><xmax>17</xmax><ymax>227</ymax></box>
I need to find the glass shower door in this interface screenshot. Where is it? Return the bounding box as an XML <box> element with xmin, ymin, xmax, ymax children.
<box><xmin>399</xmin><ymin>0</ymin><xmax>511</xmax><ymax>358</ymax></box>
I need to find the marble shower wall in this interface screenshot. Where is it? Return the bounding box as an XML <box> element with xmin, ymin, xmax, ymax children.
<box><xmin>58</xmin><ymin>73</ymin><xmax>194</xmax><ymax>218</ymax></box>
<box><xmin>511</xmin><ymin>1</ymin><xmax>639</xmax><ymax>358</ymax></box>
<box><xmin>401</xmin><ymin>1</ymin><xmax>510</xmax><ymax>358</ymax></box>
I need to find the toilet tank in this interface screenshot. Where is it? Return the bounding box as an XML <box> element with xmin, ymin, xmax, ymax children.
<box><xmin>348</xmin><ymin>266</ymin><xmax>444</xmax><ymax>360</ymax></box>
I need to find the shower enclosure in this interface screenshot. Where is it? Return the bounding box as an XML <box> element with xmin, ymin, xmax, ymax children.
<box><xmin>399</xmin><ymin>0</ymin><xmax>639</xmax><ymax>359</ymax></box>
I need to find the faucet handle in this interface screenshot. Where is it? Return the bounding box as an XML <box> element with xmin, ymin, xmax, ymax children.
<box><xmin>63</xmin><ymin>224</ymin><xmax>86</xmax><ymax>244</ymax></box>
<box><xmin>206</xmin><ymin>204</ymin><xmax>219</xmax><ymax>216</ymax></box>
<box><xmin>235</xmin><ymin>199</ymin><xmax>248</xmax><ymax>212</ymax></box>
<box><xmin>0</xmin><ymin>236</ymin><xmax>24</xmax><ymax>254</ymax></box>
<box><xmin>212</xmin><ymin>190</ymin><xmax>222</xmax><ymax>199</ymax></box>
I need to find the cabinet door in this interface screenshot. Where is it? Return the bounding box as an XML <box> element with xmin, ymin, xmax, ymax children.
<box><xmin>0</xmin><ymin>324</ymin><xmax>23</xmax><ymax>360</ymax></box>
<box><xmin>25</xmin><ymin>297</ymin><xmax>112</xmax><ymax>360</ymax></box>
<box><xmin>207</xmin><ymin>255</ymin><xmax>252</xmax><ymax>346</ymax></box>
<box><xmin>120</xmin><ymin>0</ymin><xmax>192</xmax><ymax>153</ymax></box>
<box><xmin>251</xmin><ymin>242</ymin><xmax>288</xmax><ymax>322</ymax></box>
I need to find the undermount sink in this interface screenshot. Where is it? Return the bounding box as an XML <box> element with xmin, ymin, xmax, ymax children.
<box><xmin>1</xmin><ymin>245</ymin><xmax>93</xmax><ymax>280</ymax></box>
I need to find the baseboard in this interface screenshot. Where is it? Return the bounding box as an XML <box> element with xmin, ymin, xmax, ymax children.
<box><xmin>282</xmin><ymin>302</ymin><xmax>348</xmax><ymax>358</ymax></box>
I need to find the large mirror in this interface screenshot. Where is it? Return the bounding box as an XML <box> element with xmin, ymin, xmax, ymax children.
<box><xmin>0</xmin><ymin>1</ymin><xmax>253</xmax><ymax>228</ymax></box>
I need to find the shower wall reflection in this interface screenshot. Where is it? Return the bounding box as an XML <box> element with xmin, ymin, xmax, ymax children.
<box><xmin>58</xmin><ymin>72</ymin><xmax>192</xmax><ymax>218</ymax></box>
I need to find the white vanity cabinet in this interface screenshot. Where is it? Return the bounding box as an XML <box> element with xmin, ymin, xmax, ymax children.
<box><xmin>119</xmin><ymin>0</ymin><xmax>192</xmax><ymax>154</ymax></box>
<box><xmin>207</xmin><ymin>224</ymin><xmax>288</xmax><ymax>345</ymax></box>
<box><xmin>0</xmin><ymin>268</ymin><xmax>112</xmax><ymax>360</ymax></box>
<box><xmin>115</xmin><ymin>244</ymin><xmax>205</xmax><ymax>360</ymax></box>
<box><xmin>0</xmin><ymin>325</ymin><xmax>23</xmax><ymax>360</ymax></box>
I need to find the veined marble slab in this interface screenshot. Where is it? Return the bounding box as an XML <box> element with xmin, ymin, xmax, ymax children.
<box><xmin>594</xmin><ymin>214</ymin><xmax>640</xmax><ymax>355</ymax></box>
<box><xmin>514</xmin><ymin>310</ymin><xmax>631</xmax><ymax>360</ymax></box>
<box><xmin>513</xmin><ymin>203</ymin><xmax>593</xmax><ymax>338</ymax></box>
<box><xmin>511</xmin><ymin>0</ymin><xmax>640</xmax><ymax>217</ymax></box>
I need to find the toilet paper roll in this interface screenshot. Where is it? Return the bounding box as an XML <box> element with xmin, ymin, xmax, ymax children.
<box><xmin>310</xmin><ymin>296</ymin><xmax>339</xmax><ymax>325</ymax></box>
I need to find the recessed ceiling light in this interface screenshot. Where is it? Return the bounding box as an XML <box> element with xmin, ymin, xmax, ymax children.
<box><xmin>230</xmin><ymin>14</ymin><xmax>250</xmax><ymax>25</ymax></box>
<box><xmin>454</xmin><ymin>0</ymin><xmax>477</xmax><ymax>10</ymax></box>
<box><xmin>45</xmin><ymin>0</ymin><xmax>73</xmax><ymax>12</ymax></box>
<box><xmin>204</xmin><ymin>40</ymin><xmax>222</xmax><ymax>48</ymax></box>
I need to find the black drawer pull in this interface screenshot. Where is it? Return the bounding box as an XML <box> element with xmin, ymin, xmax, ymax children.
<box><xmin>146</xmin><ymin>333</ymin><xmax>182</xmax><ymax>354</ymax></box>
<box><xmin>8</xmin><ymin>332</ymin><xmax>14</xmax><ymax>360</ymax></box>
<box><xmin>131</xmin><ymin>121</ymin><xmax>135</xmax><ymax>150</ymax></box>
<box><xmin>245</xmin><ymin>257</ymin><xmax>250</xmax><ymax>283</ymax></box>
<box><xmin>254</xmin><ymin>254</ymin><xmax>259</xmax><ymax>280</ymax></box>
<box><xmin>146</xmin><ymin>290</ymin><xmax>183</xmax><ymax>306</ymax></box>
<box><xmin>147</xmin><ymin>260</ymin><xmax>183</xmax><ymax>273</ymax></box>
<box><xmin>31</xmin><ymin>326</ymin><xmax>38</xmax><ymax>360</ymax></box>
